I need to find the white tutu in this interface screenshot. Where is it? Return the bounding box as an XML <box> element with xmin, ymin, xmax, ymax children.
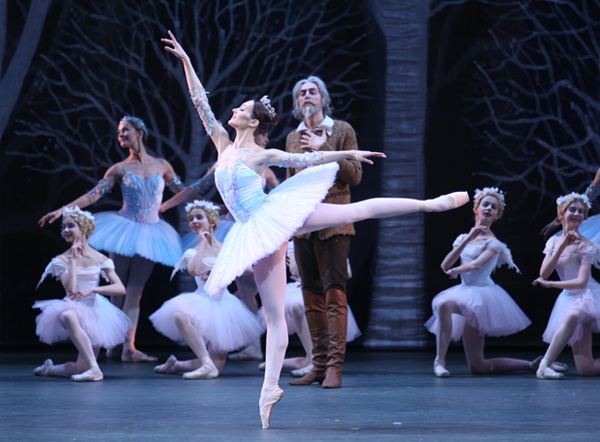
<box><xmin>425</xmin><ymin>236</ymin><xmax>529</xmax><ymax>341</ymax></box>
<box><xmin>34</xmin><ymin>258</ymin><xmax>131</xmax><ymax>348</ymax></box>
<box><xmin>425</xmin><ymin>283</ymin><xmax>531</xmax><ymax>341</ymax></box>
<box><xmin>149</xmin><ymin>251</ymin><xmax>264</xmax><ymax>353</ymax></box>
<box><xmin>258</xmin><ymin>281</ymin><xmax>361</xmax><ymax>341</ymax></box>
<box><xmin>205</xmin><ymin>161</ymin><xmax>339</xmax><ymax>295</ymax></box>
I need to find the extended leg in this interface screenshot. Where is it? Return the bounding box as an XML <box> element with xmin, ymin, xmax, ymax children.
<box><xmin>433</xmin><ymin>300</ymin><xmax>460</xmax><ymax>377</ymax></box>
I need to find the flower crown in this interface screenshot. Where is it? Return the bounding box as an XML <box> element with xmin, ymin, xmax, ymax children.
<box><xmin>556</xmin><ymin>192</ymin><xmax>591</xmax><ymax>209</ymax></box>
<box><xmin>260</xmin><ymin>95</ymin><xmax>276</xmax><ymax>118</ymax></box>
<box><xmin>474</xmin><ymin>187</ymin><xmax>506</xmax><ymax>204</ymax></box>
<box><xmin>185</xmin><ymin>200</ymin><xmax>220</xmax><ymax>214</ymax></box>
<box><xmin>63</xmin><ymin>206</ymin><xmax>95</xmax><ymax>221</ymax></box>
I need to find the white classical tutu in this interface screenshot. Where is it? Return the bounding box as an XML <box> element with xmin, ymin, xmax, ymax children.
<box><xmin>425</xmin><ymin>284</ymin><xmax>532</xmax><ymax>341</ymax></box>
<box><xmin>34</xmin><ymin>296</ymin><xmax>131</xmax><ymax>348</ymax></box>
<box><xmin>90</xmin><ymin>212</ymin><xmax>182</xmax><ymax>267</ymax></box>
<box><xmin>205</xmin><ymin>162</ymin><xmax>339</xmax><ymax>295</ymax></box>
<box><xmin>542</xmin><ymin>284</ymin><xmax>600</xmax><ymax>346</ymax></box>
<box><xmin>34</xmin><ymin>257</ymin><xmax>131</xmax><ymax>348</ymax></box>
<box><xmin>149</xmin><ymin>252</ymin><xmax>264</xmax><ymax>353</ymax></box>
<box><xmin>258</xmin><ymin>281</ymin><xmax>361</xmax><ymax>341</ymax></box>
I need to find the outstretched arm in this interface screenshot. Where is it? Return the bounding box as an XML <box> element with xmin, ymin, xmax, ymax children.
<box><xmin>162</xmin><ymin>31</ymin><xmax>230</xmax><ymax>154</ymax></box>
<box><xmin>38</xmin><ymin>167</ymin><xmax>118</xmax><ymax>227</ymax></box>
<box><xmin>257</xmin><ymin>148</ymin><xmax>385</xmax><ymax>170</ymax></box>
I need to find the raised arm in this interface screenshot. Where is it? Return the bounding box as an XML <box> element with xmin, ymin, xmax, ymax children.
<box><xmin>162</xmin><ymin>31</ymin><xmax>230</xmax><ymax>153</ymax></box>
<box><xmin>257</xmin><ymin>148</ymin><xmax>385</xmax><ymax>170</ymax></box>
<box><xmin>440</xmin><ymin>227</ymin><xmax>485</xmax><ymax>272</ymax></box>
<box><xmin>38</xmin><ymin>166</ymin><xmax>119</xmax><ymax>227</ymax></box>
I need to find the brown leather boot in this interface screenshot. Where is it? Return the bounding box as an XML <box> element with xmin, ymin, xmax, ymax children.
<box><xmin>322</xmin><ymin>288</ymin><xmax>348</xmax><ymax>389</ymax></box>
<box><xmin>289</xmin><ymin>290</ymin><xmax>328</xmax><ymax>386</ymax></box>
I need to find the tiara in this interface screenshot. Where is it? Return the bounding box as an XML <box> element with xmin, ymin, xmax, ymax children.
<box><xmin>63</xmin><ymin>206</ymin><xmax>95</xmax><ymax>221</ymax></box>
<box><xmin>260</xmin><ymin>95</ymin><xmax>276</xmax><ymax>118</ymax></box>
<box><xmin>474</xmin><ymin>187</ymin><xmax>506</xmax><ymax>204</ymax></box>
<box><xmin>121</xmin><ymin>115</ymin><xmax>148</xmax><ymax>137</ymax></box>
<box><xmin>556</xmin><ymin>192</ymin><xmax>591</xmax><ymax>209</ymax></box>
<box><xmin>185</xmin><ymin>200</ymin><xmax>220</xmax><ymax>214</ymax></box>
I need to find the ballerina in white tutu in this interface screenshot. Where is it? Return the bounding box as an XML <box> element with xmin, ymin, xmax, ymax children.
<box><xmin>150</xmin><ymin>200</ymin><xmax>264</xmax><ymax>379</ymax></box>
<box><xmin>425</xmin><ymin>188</ymin><xmax>555</xmax><ymax>378</ymax></box>
<box><xmin>533</xmin><ymin>192</ymin><xmax>600</xmax><ymax>379</ymax></box>
<box><xmin>33</xmin><ymin>207</ymin><xmax>130</xmax><ymax>382</ymax></box>
<box><xmin>162</xmin><ymin>30</ymin><xmax>468</xmax><ymax>429</ymax></box>
<box><xmin>38</xmin><ymin>116</ymin><xmax>184</xmax><ymax>363</ymax></box>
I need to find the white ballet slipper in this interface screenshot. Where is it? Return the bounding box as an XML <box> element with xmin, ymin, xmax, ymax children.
<box><xmin>424</xmin><ymin>192</ymin><xmax>470</xmax><ymax>212</ymax></box>
<box><xmin>550</xmin><ymin>361</ymin><xmax>568</xmax><ymax>373</ymax></box>
<box><xmin>536</xmin><ymin>359</ymin><xmax>565</xmax><ymax>380</ymax></box>
<box><xmin>33</xmin><ymin>359</ymin><xmax>54</xmax><ymax>377</ymax></box>
<box><xmin>154</xmin><ymin>355</ymin><xmax>179</xmax><ymax>374</ymax></box>
<box><xmin>71</xmin><ymin>367</ymin><xmax>104</xmax><ymax>382</ymax></box>
<box><xmin>434</xmin><ymin>357</ymin><xmax>450</xmax><ymax>378</ymax></box>
<box><xmin>182</xmin><ymin>360</ymin><xmax>218</xmax><ymax>380</ymax></box>
<box><xmin>290</xmin><ymin>363</ymin><xmax>314</xmax><ymax>378</ymax></box>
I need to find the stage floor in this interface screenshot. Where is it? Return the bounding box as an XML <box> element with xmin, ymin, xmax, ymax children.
<box><xmin>1</xmin><ymin>349</ymin><xmax>598</xmax><ymax>441</ymax></box>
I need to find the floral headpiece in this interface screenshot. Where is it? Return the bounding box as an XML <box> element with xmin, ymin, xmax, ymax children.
<box><xmin>121</xmin><ymin>115</ymin><xmax>148</xmax><ymax>138</ymax></box>
<box><xmin>63</xmin><ymin>206</ymin><xmax>94</xmax><ymax>221</ymax></box>
<box><xmin>260</xmin><ymin>95</ymin><xmax>276</xmax><ymax>118</ymax></box>
<box><xmin>185</xmin><ymin>200</ymin><xmax>220</xmax><ymax>214</ymax></box>
<box><xmin>556</xmin><ymin>192</ymin><xmax>591</xmax><ymax>209</ymax></box>
<box><xmin>474</xmin><ymin>187</ymin><xmax>506</xmax><ymax>204</ymax></box>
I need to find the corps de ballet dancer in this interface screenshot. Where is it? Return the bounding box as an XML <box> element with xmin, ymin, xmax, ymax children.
<box><xmin>425</xmin><ymin>188</ymin><xmax>566</xmax><ymax>377</ymax></box>
<box><xmin>38</xmin><ymin>116</ymin><xmax>184</xmax><ymax>363</ymax></box>
<box><xmin>533</xmin><ymin>193</ymin><xmax>600</xmax><ymax>379</ymax></box>
<box><xmin>33</xmin><ymin>207</ymin><xmax>131</xmax><ymax>382</ymax></box>
<box><xmin>150</xmin><ymin>200</ymin><xmax>264</xmax><ymax>379</ymax></box>
<box><xmin>162</xmin><ymin>30</ymin><xmax>469</xmax><ymax>429</ymax></box>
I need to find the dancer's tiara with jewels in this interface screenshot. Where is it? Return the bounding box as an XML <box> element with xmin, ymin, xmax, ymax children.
<box><xmin>260</xmin><ymin>95</ymin><xmax>276</xmax><ymax>118</ymax></box>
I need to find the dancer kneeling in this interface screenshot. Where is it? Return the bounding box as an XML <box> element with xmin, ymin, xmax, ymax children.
<box><xmin>151</xmin><ymin>201</ymin><xmax>264</xmax><ymax>379</ymax></box>
<box><xmin>33</xmin><ymin>207</ymin><xmax>130</xmax><ymax>382</ymax></box>
<box><xmin>533</xmin><ymin>192</ymin><xmax>600</xmax><ymax>380</ymax></box>
<box><xmin>425</xmin><ymin>188</ymin><xmax>555</xmax><ymax>377</ymax></box>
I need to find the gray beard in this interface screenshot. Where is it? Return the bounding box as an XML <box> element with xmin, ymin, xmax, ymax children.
<box><xmin>302</xmin><ymin>105</ymin><xmax>319</xmax><ymax>119</ymax></box>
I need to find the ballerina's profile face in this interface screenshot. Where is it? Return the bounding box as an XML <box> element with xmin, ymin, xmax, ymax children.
<box><xmin>61</xmin><ymin>216</ymin><xmax>83</xmax><ymax>243</ymax></box>
<box><xmin>560</xmin><ymin>201</ymin><xmax>586</xmax><ymax>230</ymax></box>
<box><xmin>117</xmin><ymin>120</ymin><xmax>142</xmax><ymax>150</ymax></box>
<box><xmin>474</xmin><ymin>196</ymin><xmax>500</xmax><ymax>225</ymax></box>
<box><xmin>188</xmin><ymin>208</ymin><xmax>213</xmax><ymax>234</ymax></box>
<box><xmin>228</xmin><ymin>101</ymin><xmax>255</xmax><ymax>129</ymax></box>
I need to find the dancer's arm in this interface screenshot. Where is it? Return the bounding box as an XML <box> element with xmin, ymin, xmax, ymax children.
<box><xmin>539</xmin><ymin>231</ymin><xmax>578</xmax><ymax>279</ymax></box>
<box><xmin>38</xmin><ymin>166</ymin><xmax>119</xmax><ymax>227</ymax></box>
<box><xmin>440</xmin><ymin>226</ymin><xmax>486</xmax><ymax>272</ymax></box>
<box><xmin>59</xmin><ymin>244</ymin><xmax>83</xmax><ymax>295</ymax></box>
<box><xmin>187</xmin><ymin>232</ymin><xmax>219</xmax><ymax>277</ymax></box>
<box><xmin>69</xmin><ymin>265</ymin><xmax>126</xmax><ymax>301</ymax></box>
<box><xmin>162</xmin><ymin>31</ymin><xmax>230</xmax><ymax>153</ymax></box>
<box><xmin>445</xmin><ymin>248</ymin><xmax>497</xmax><ymax>279</ymax></box>
<box><xmin>160</xmin><ymin>168</ymin><xmax>215</xmax><ymax>213</ymax></box>
<box><xmin>259</xmin><ymin>148</ymin><xmax>384</xmax><ymax>169</ymax></box>
<box><xmin>533</xmin><ymin>261</ymin><xmax>591</xmax><ymax>290</ymax></box>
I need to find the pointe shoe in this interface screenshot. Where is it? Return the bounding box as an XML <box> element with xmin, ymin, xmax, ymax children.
<box><xmin>536</xmin><ymin>359</ymin><xmax>565</xmax><ymax>380</ymax></box>
<box><xmin>121</xmin><ymin>349</ymin><xmax>158</xmax><ymax>363</ymax></box>
<box><xmin>434</xmin><ymin>358</ymin><xmax>450</xmax><ymax>378</ymax></box>
<box><xmin>530</xmin><ymin>356</ymin><xmax>568</xmax><ymax>374</ymax></box>
<box><xmin>71</xmin><ymin>367</ymin><xmax>104</xmax><ymax>382</ymax></box>
<box><xmin>33</xmin><ymin>359</ymin><xmax>54</xmax><ymax>376</ymax></box>
<box><xmin>182</xmin><ymin>360</ymin><xmax>219</xmax><ymax>380</ymax></box>
<box><xmin>154</xmin><ymin>355</ymin><xmax>179</xmax><ymax>374</ymax></box>
<box><xmin>259</xmin><ymin>384</ymin><xmax>284</xmax><ymax>429</ymax></box>
<box><xmin>424</xmin><ymin>192</ymin><xmax>470</xmax><ymax>212</ymax></box>
<box><xmin>290</xmin><ymin>363</ymin><xmax>314</xmax><ymax>378</ymax></box>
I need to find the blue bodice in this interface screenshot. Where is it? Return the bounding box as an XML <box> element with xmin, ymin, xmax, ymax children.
<box><xmin>215</xmin><ymin>161</ymin><xmax>266</xmax><ymax>223</ymax></box>
<box><xmin>117</xmin><ymin>173</ymin><xmax>163</xmax><ymax>224</ymax></box>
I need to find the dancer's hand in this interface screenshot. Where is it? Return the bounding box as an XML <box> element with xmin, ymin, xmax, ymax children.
<box><xmin>445</xmin><ymin>268</ymin><xmax>460</xmax><ymax>279</ymax></box>
<box><xmin>558</xmin><ymin>230</ymin><xmax>579</xmax><ymax>251</ymax></box>
<box><xmin>69</xmin><ymin>287</ymin><xmax>94</xmax><ymax>301</ymax></box>
<box><xmin>350</xmin><ymin>150</ymin><xmax>386</xmax><ymax>165</ymax></box>
<box><xmin>162</xmin><ymin>30</ymin><xmax>189</xmax><ymax>61</ymax></box>
<box><xmin>198</xmin><ymin>230</ymin><xmax>213</xmax><ymax>246</ymax></box>
<box><xmin>532</xmin><ymin>277</ymin><xmax>552</xmax><ymax>288</ymax></box>
<box><xmin>38</xmin><ymin>208</ymin><xmax>63</xmax><ymax>227</ymax></box>
<box><xmin>200</xmin><ymin>269</ymin><xmax>211</xmax><ymax>281</ymax></box>
<box><xmin>70</xmin><ymin>242</ymin><xmax>85</xmax><ymax>259</ymax></box>
<box><xmin>465</xmin><ymin>225</ymin><xmax>487</xmax><ymax>241</ymax></box>
<box><xmin>300</xmin><ymin>131</ymin><xmax>327</xmax><ymax>151</ymax></box>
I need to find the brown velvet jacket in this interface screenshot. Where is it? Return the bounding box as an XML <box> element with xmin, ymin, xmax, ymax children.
<box><xmin>286</xmin><ymin>119</ymin><xmax>362</xmax><ymax>240</ymax></box>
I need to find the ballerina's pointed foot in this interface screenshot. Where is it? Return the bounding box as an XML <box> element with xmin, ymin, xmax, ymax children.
<box><xmin>434</xmin><ymin>358</ymin><xmax>450</xmax><ymax>378</ymax></box>
<box><xmin>154</xmin><ymin>355</ymin><xmax>179</xmax><ymax>374</ymax></box>
<box><xmin>33</xmin><ymin>359</ymin><xmax>54</xmax><ymax>377</ymax></box>
<box><xmin>424</xmin><ymin>191</ymin><xmax>470</xmax><ymax>212</ymax></box>
<box><xmin>71</xmin><ymin>367</ymin><xmax>104</xmax><ymax>382</ymax></box>
<box><xmin>530</xmin><ymin>356</ymin><xmax>568</xmax><ymax>374</ymax></box>
<box><xmin>260</xmin><ymin>382</ymin><xmax>284</xmax><ymax>429</ymax></box>
<box><xmin>121</xmin><ymin>349</ymin><xmax>158</xmax><ymax>363</ymax></box>
<box><xmin>536</xmin><ymin>359</ymin><xmax>565</xmax><ymax>380</ymax></box>
<box><xmin>182</xmin><ymin>360</ymin><xmax>219</xmax><ymax>380</ymax></box>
